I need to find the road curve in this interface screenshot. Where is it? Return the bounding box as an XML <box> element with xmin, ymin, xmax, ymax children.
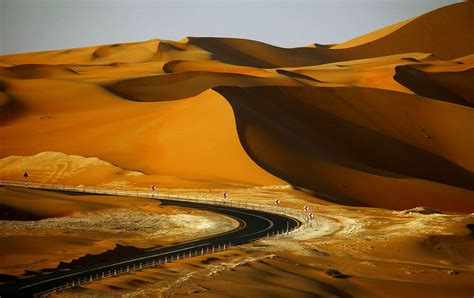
<box><xmin>0</xmin><ymin>193</ymin><xmax>301</xmax><ymax>297</ymax></box>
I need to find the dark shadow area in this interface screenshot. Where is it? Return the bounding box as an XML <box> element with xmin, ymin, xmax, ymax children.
<box><xmin>56</xmin><ymin>244</ymin><xmax>147</xmax><ymax>271</ymax></box>
<box><xmin>394</xmin><ymin>66</ymin><xmax>474</xmax><ymax>107</ymax></box>
<box><xmin>186</xmin><ymin>37</ymin><xmax>338</xmax><ymax>68</ymax></box>
<box><xmin>276</xmin><ymin>69</ymin><xmax>323</xmax><ymax>82</ymax></box>
<box><xmin>0</xmin><ymin>204</ymin><xmax>44</xmax><ymax>221</ymax></box>
<box><xmin>213</xmin><ymin>86</ymin><xmax>474</xmax><ymax>207</ymax></box>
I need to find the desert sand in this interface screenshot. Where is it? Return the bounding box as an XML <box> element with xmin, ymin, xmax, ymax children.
<box><xmin>0</xmin><ymin>2</ymin><xmax>473</xmax><ymax>297</ymax></box>
<box><xmin>0</xmin><ymin>186</ymin><xmax>237</xmax><ymax>277</ymax></box>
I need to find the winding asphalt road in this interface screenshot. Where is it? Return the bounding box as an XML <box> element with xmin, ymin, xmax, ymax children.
<box><xmin>0</xmin><ymin>193</ymin><xmax>301</xmax><ymax>297</ymax></box>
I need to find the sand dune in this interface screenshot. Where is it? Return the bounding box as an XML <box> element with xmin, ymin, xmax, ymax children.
<box><xmin>0</xmin><ymin>151</ymin><xmax>144</xmax><ymax>186</ymax></box>
<box><xmin>0</xmin><ymin>64</ymin><xmax>78</xmax><ymax>79</ymax></box>
<box><xmin>184</xmin><ymin>36</ymin><xmax>339</xmax><ymax>68</ymax></box>
<box><xmin>107</xmin><ymin>71</ymin><xmax>298</xmax><ymax>102</ymax></box>
<box><xmin>331</xmin><ymin>17</ymin><xmax>416</xmax><ymax>49</ymax></box>
<box><xmin>183</xmin><ymin>2</ymin><xmax>472</xmax><ymax>68</ymax></box>
<box><xmin>330</xmin><ymin>2</ymin><xmax>474</xmax><ymax>60</ymax></box>
<box><xmin>394</xmin><ymin>66</ymin><xmax>474</xmax><ymax>107</ymax></box>
<box><xmin>214</xmin><ymin>86</ymin><xmax>474</xmax><ymax>212</ymax></box>
<box><xmin>0</xmin><ymin>2</ymin><xmax>473</xmax><ymax>212</ymax></box>
<box><xmin>0</xmin><ymin>77</ymin><xmax>282</xmax><ymax>188</ymax></box>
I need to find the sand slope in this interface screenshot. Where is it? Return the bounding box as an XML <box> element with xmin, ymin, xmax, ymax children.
<box><xmin>184</xmin><ymin>2</ymin><xmax>473</xmax><ymax>68</ymax></box>
<box><xmin>0</xmin><ymin>2</ymin><xmax>473</xmax><ymax>212</ymax></box>
<box><xmin>214</xmin><ymin>86</ymin><xmax>474</xmax><ymax>211</ymax></box>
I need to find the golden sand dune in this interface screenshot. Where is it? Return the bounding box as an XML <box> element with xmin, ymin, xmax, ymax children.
<box><xmin>107</xmin><ymin>71</ymin><xmax>298</xmax><ymax>102</ymax></box>
<box><xmin>0</xmin><ymin>151</ymin><xmax>144</xmax><ymax>186</ymax></box>
<box><xmin>214</xmin><ymin>86</ymin><xmax>474</xmax><ymax>211</ymax></box>
<box><xmin>394</xmin><ymin>66</ymin><xmax>474</xmax><ymax>107</ymax></box>
<box><xmin>0</xmin><ymin>2</ymin><xmax>473</xmax><ymax>213</ymax></box>
<box><xmin>331</xmin><ymin>17</ymin><xmax>417</xmax><ymax>50</ymax></box>
<box><xmin>0</xmin><ymin>64</ymin><xmax>78</xmax><ymax>79</ymax></box>
<box><xmin>331</xmin><ymin>3</ymin><xmax>473</xmax><ymax>60</ymax></box>
<box><xmin>184</xmin><ymin>2</ymin><xmax>472</xmax><ymax>67</ymax></box>
<box><xmin>184</xmin><ymin>36</ymin><xmax>338</xmax><ymax>68</ymax></box>
<box><xmin>0</xmin><ymin>77</ymin><xmax>281</xmax><ymax>188</ymax></box>
<box><xmin>163</xmin><ymin>59</ymin><xmax>271</xmax><ymax>77</ymax></box>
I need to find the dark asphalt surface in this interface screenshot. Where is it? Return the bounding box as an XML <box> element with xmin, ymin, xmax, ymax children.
<box><xmin>0</xmin><ymin>194</ymin><xmax>301</xmax><ymax>297</ymax></box>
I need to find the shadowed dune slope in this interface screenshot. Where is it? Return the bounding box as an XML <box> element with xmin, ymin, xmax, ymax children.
<box><xmin>214</xmin><ymin>86</ymin><xmax>474</xmax><ymax>212</ymax></box>
<box><xmin>0</xmin><ymin>64</ymin><xmax>78</xmax><ymax>79</ymax></box>
<box><xmin>162</xmin><ymin>60</ymin><xmax>270</xmax><ymax>77</ymax></box>
<box><xmin>394</xmin><ymin>66</ymin><xmax>474</xmax><ymax>107</ymax></box>
<box><xmin>106</xmin><ymin>71</ymin><xmax>298</xmax><ymax>102</ymax></box>
<box><xmin>185</xmin><ymin>37</ymin><xmax>338</xmax><ymax>68</ymax></box>
<box><xmin>331</xmin><ymin>17</ymin><xmax>416</xmax><ymax>49</ymax></box>
<box><xmin>186</xmin><ymin>3</ymin><xmax>473</xmax><ymax>68</ymax></box>
<box><xmin>0</xmin><ymin>78</ymin><xmax>282</xmax><ymax>188</ymax></box>
<box><xmin>331</xmin><ymin>2</ymin><xmax>473</xmax><ymax>59</ymax></box>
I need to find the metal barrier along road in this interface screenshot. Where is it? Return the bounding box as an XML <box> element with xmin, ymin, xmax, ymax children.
<box><xmin>0</xmin><ymin>179</ymin><xmax>308</xmax><ymax>222</ymax></box>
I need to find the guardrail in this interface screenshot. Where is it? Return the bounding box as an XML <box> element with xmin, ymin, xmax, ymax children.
<box><xmin>34</xmin><ymin>242</ymin><xmax>232</xmax><ymax>297</ymax></box>
<box><xmin>0</xmin><ymin>179</ymin><xmax>308</xmax><ymax>223</ymax></box>
<box><xmin>0</xmin><ymin>179</ymin><xmax>310</xmax><ymax>297</ymax></box>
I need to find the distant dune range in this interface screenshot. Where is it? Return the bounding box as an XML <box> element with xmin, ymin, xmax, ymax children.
<box><xmin>0</xmin><ymin>2</ymin><xmax>473</xmax><ymax>212</ymax></box>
